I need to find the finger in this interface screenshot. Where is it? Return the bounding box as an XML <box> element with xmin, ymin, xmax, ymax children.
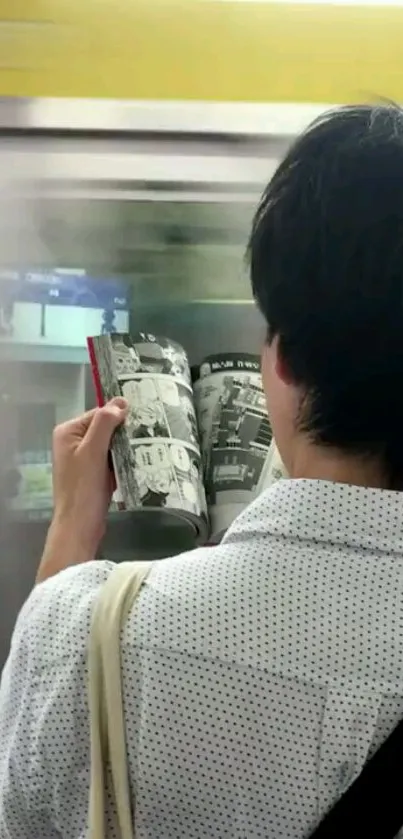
<box><xmin>82</xmin><ymin>398</ymin><xmax>128</xmax><ymax>452</ymax></box>
<box><xmin>53</xmin><ymin>408</ymin><xmax>98</xmax><ymax>447</ymax></box>
<box><xmin>107</xmin><ymin>396</ymin><xmax>128</xmax><ymax>412</ymax></box>
<box><xmin>53</xmin><ymin>398</ymin><xmax>128</xmax><ymax>448</ymax></box>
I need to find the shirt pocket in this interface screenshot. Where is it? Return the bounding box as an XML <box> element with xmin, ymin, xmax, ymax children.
<box><xmin>317</xmin><ymin>686</ymin><xmax>382</xmax><ymax>819</ymax></box>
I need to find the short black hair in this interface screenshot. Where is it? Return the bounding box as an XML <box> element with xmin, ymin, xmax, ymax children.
<box><xmin>249</xmin><ymin>104</ymin><xmax>403</xmax><ymax>486</ymax></box>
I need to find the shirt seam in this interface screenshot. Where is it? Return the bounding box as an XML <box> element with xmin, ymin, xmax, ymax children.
<box><xmin>29</xmin><ymin>641</ymin><xmax>403</xmax><ymax>698</ymax></box>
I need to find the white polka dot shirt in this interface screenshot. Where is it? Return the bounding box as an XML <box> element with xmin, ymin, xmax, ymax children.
<box><xmin>1</xmin><ymin>479</ymin><xmax>403</xmax><ymax>838</ymax></box>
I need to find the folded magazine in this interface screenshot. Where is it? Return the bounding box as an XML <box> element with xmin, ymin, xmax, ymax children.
<box><xmin>87</xmin><ymin>332</ymin><xmax>286</xmax><ymax>545</ymax></box>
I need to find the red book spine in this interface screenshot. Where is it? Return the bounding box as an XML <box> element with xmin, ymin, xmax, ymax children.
<box><xmin>87</xmin><ymin>336</ymin><xmax>104</xmax><ymax>408</ymax></box>
<box><xmin>86</xmin><ymin>336</ymin><xmax>117</xmax><ymax>493</ymax></box>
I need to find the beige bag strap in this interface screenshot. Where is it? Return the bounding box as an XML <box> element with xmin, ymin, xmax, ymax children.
<box><xmin>88</xmin><ymin>561</ymin><xmax>153</xmax><ymax>839</ymax></box>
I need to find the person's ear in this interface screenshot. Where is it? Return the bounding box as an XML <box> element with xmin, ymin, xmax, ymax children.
<box><xmin>272</xmin><ymin>335</ymin><xmax>294</xmax><ymax>386</ymax></box>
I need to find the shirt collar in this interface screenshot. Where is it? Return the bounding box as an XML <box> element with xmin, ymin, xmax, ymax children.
<box><xmin>224</xmin><ymin>479</ymin><xmax>403</xmax><ymax>556</ymax></box>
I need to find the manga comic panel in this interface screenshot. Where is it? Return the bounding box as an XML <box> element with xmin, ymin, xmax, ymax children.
<box><xmin>89</xmin><ymin>333</ymin><xmax>141</xmax><ymax>510</ymax></box>
<box><xmin>206</xmin><ymin>372</ymin><xmax>272</xmax><ymax>503</ymax></box>
<box><xmin>118</xmin><ymin>376</ymin><xmax>201</xmax><ymax>451</ymax></box>
<box><xmin>194</xmin><ymin>372</ymin><xmax>272</xmax><ymax>490</ymax></box>
<box><xmin>210</xmin><ymin>375</ymin><xmax>271</xmax><ymax>453</ymax></box>
<box><xmin>110</xmin><ymin>332</ymin><xmax>192</xmax><ymax>390</ymax></box>
<box><xmin>208</xmin><ymin>446</ymin><xmax>269</xmax><ymax>502</ymax></box>
<box><xmin>193</xmin><ymin>354</ymin><xmax>273</xmax><ymax>541</ymax></box>
<box><xmin>130</xmin><ymin>440</ymin><xmax>207</xmax><ymax>520</ymax></box>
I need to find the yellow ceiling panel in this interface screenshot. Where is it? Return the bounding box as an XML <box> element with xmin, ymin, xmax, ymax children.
<box><xmin>0</xmin><ymin>1</ymin><xmax>401</xmax><ymax>103</ymax></box>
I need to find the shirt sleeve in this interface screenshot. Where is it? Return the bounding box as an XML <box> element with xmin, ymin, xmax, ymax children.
<box><xmin>0</xmin><ymin>560</ymin><xmax>114</xmax><ymax>839</ymax></box>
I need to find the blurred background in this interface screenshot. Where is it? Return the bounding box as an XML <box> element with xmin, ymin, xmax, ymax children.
<box><xmin>0</xmin><ymin>0</ymin><xmax>401</xmax><ymax>665</ymax></box>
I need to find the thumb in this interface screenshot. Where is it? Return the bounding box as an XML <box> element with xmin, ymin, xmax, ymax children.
<box><xmin>83</xmin><ymin>397</ymin><xmax>128</xmax><ymax>453</ymax></box>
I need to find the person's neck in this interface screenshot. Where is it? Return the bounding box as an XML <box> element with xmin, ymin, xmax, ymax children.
<box><xmin>290</xmin><ymin>442</ymin><xmax>389</xmax><ymax>490</ymax></box>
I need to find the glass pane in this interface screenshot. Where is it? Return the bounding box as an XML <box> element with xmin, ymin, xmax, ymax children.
<box><xmin>0</xmin><ymin>195</ymin><xmax>254</xmax><ymax>298</ymax></box>
<box><xmin>0</xmin><ymin>185</ymin><xmax>263</xmax><ymax>545</ymax></box>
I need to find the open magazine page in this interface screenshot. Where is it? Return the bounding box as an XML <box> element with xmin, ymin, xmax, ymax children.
<box><xmin>89</xmin><ymin>332</ymin><xmax>208</xmax><ymax>542</ymax></box>
<box><xmin>193</xmin><ymin>354</ymin><xmax>273</xmax><ymax>541</ymax></box>
<box><xmin>258</xmin><ymin>438</ymin><xmax>288</xmax><ymax>488</ymax></box>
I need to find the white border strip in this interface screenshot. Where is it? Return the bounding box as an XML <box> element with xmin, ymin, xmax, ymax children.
<box><xmin>0</xmin><ymin>97</ymin><xmax>335</xmax><ymax>137</ymax></box>
<box><xmin>0</xmin><ymin>149</ymin><xmax>278</xmax><ymax>185</ymax></box>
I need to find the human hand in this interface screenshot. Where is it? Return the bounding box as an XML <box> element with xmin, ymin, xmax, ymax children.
<box><xmin>37</xmin><ymin>398</ymin><xmax>128</xmax><ymax>582</ymax></box>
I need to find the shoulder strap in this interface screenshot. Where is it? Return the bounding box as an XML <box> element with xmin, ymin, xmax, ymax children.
<box><xmin>311</xmin><ymin>711</ymin><xmax>403</xmax><ymax>837</ymax></box>
<box><xmin>88</xmin><ymin>561</ymin><xmax>153</xmax><ymax>839</ymax></box>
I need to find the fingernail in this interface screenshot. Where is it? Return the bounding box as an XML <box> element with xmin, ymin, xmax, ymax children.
<box><xmin>109</xmin><ymin>397</ymin><xmax>128</xmax><ymax>411</ymax></box>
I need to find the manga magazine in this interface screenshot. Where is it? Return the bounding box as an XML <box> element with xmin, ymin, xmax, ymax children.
<box><xmin>87</xmin><ymin>332</ymin><xmax>286</xmax><ymax>545</ymax></box>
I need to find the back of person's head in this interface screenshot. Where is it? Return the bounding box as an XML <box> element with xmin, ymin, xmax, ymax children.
<box><xmin>250</xmin><ymin>104</ymin><xmax>403</xmax><ymax>488</ymax></box>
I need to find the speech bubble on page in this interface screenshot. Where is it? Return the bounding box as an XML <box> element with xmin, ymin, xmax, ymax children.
<box><xmin>158</xmin><ymin>379</ymin><xmax>180</xmax><ymax>407</ymax></box>
<box><xmin>182</xmin><ymin>480</ymin><xmax>197</xmax><ymax>503</ymax></box>
<box><xmin>138</xmin><ymin>378</ymin><xmax>158</xmax><ymax>402</ymax></box>
<box><xmin>171</xmin><ymin>444</ymin><xmax>190</xmax><ymax>472</ymax></box>
<box><xmin>135</xmin><ymin>443</ymin><xmax>171</xmax><ymax>471</ymax></box>
<box><xmin>151</xmin><ymin>443</ymin><xmax>171</xmax><ymax>469</ymax></box>
<box><xmin>121</xmin><ymin>380</ymin><xmax>139</xmax><ymax>404</ymax></box>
